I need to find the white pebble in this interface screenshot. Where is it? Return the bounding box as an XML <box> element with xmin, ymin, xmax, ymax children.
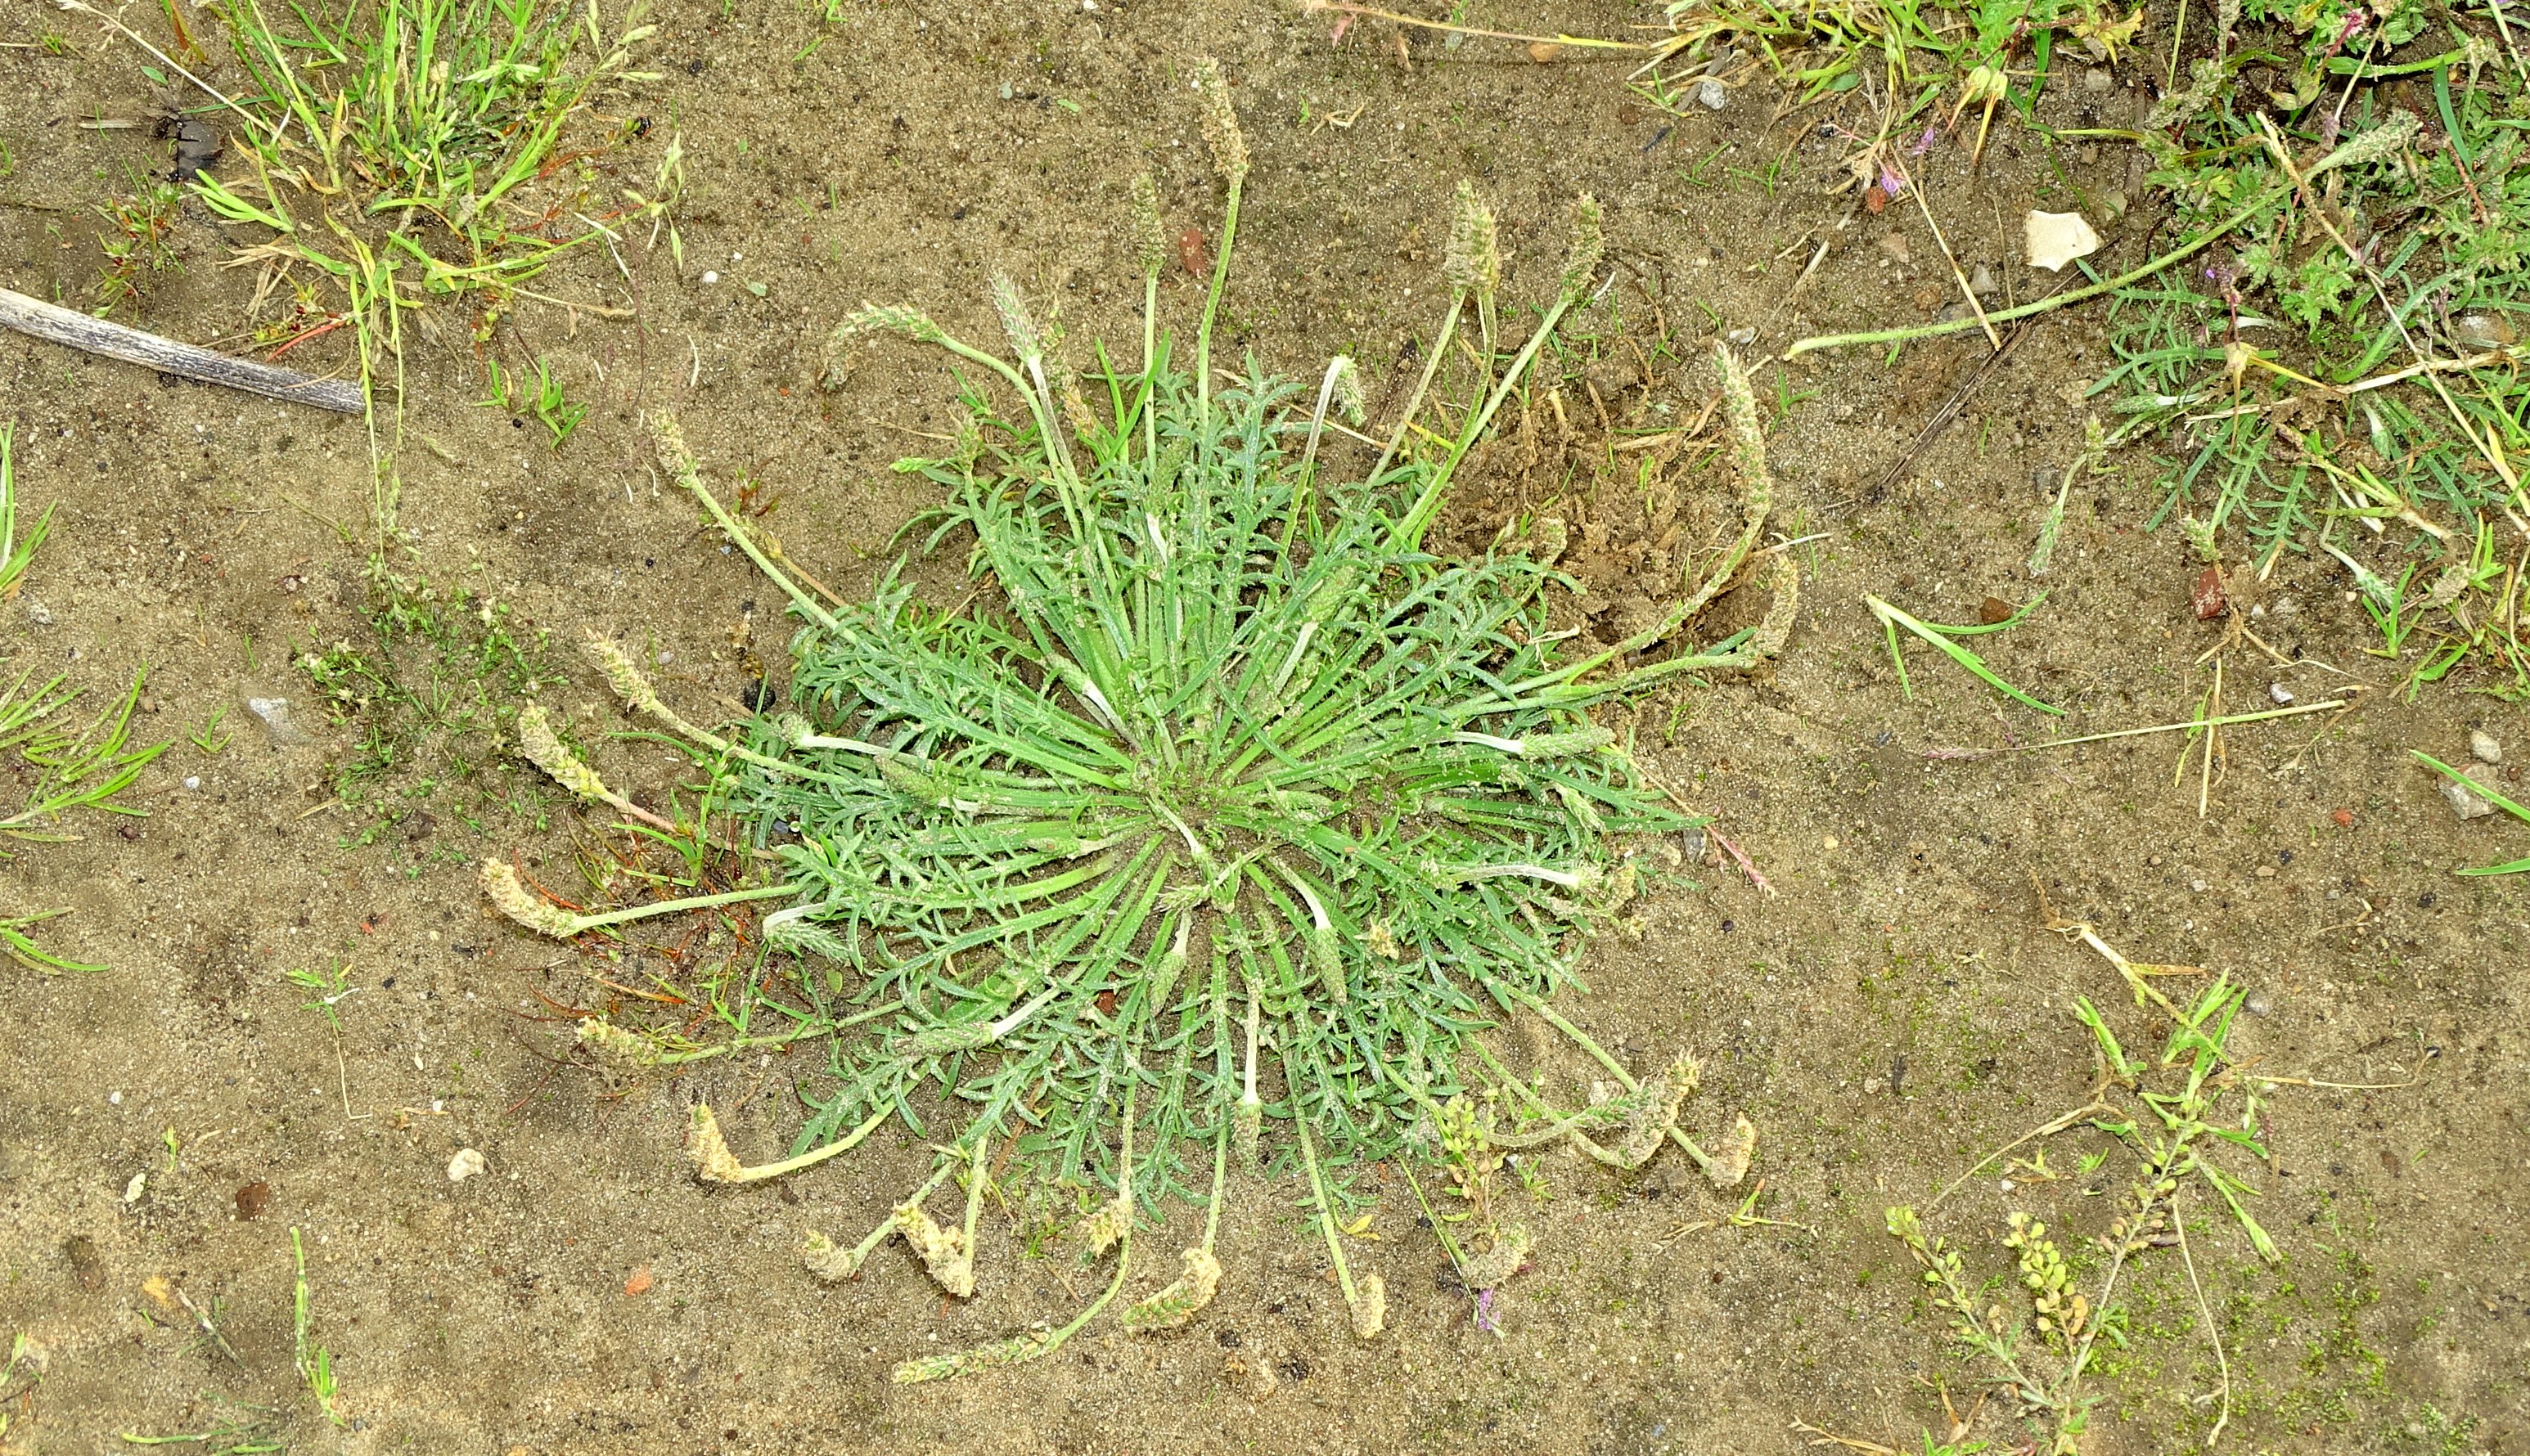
<box><xmin>2268</xmin><ymin>683</ymin><xmax>2293</xmax><ymax>704</ymax></box>
<box><xmin>1695</xmin><ymin>79</ymin><xmax>1727</xmax><ymax>110</ymax></box>
<box><xmin>448</xmin><ymin>1148</ymin><xmax>488</xmax><ymax>1183</ymax></box>
<box><xmin>109</xmin><ymin>1090</ymin><xmax>123</xmax><ymax>1105</ymax></box>
<box><xmin>2470</xmin><ymin>730</ymin><xmax>2501</xmax><ymax>764</ymax></box>
<box><xmin>183</xmin><ymin>775</ymin><xmax>200</xmax><ymax>790</ymax></box>
<box><xmin>700</xmin><ymin>270</ymin><xmax>719</xmax><ymax>285</ymax></box>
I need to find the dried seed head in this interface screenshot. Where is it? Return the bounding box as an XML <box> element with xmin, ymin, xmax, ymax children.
<box><xmin>800</xmin><ymin>1230</ymin><xmax>862</xmax><ymax>1283</ymax></box>
<box><xmin>684</xmin><ymin>1104</ymin><xmax>749</xmax><ymax>1184</ymax></box>
<box><xmin>1458</xmin><ymin>1224</ymin><xmax>1532</xmax><ymax>1290</ymax></box>
<box><xmin>1146</xmin><ymin>919</ymin><xmax>1191</xmax><ymax>1013</ymax></box>
<box><xmin>1362</xmin><ymin>919</ymin><xmax>1402</xmax><ymax>960</ymax></box>
<box><xmin>1556</xmin><ymin>192</ymin><xmax>1605</xmax><ymax>307</ymax></box>
<box><xmin>1444</xmin><ymin>179</ymin><xmax>1501</xmax><ymax>300</ymax></box>
<box><xmin>516</xmin><ymin>703</ymin><xmax>610</xmax><ymax>802</ymax></box>
<box><xmin>894</xmin><ymin>1202</ymin><xmax>976</xmax><ymax>1297</ymax></box>
<box><xmin>1707</xmin><ymin>1112</ymin><xmax>1757</xmax><ymax>1189</ymax></box>
<box><xmin>1714</xmin><ymin>343</ymin><xmax>1767</xmax><ymax>506</ymax></box>
<box><xmin>1131</xmin><ymin>173</ymin><xmax>1168</xmax><ymax>277</ymax></box>
<box><xmin>835</xmin><ymin>302</ymin><xmax>947</xmax><ymax>345</ymax></box>
<box><xmin>1347</xmin><ymin>1271</ymin><xmax>1386</xmax><ymax>1340</ymax></box>
<box><xmin>892</xmin><ymin>1331</ymin><xmax>1051</xmax><ymax>1385</ymax></box>
<box><xmin>650</xmin><ymin>409</ymin><xmax>697</xmax><ymax>486</ymax></box>
<box><xmin>480</xmin><ymin>860</ymin><xmax>580</xmax><ymax>940</ymax></box>
<box><xmin>1612</xmin><ymin>1057</ymin><xmax>1694</xmax><ymax>1168</ymax></box>
<box><xmin>2315</xmin><ymin>109</ymin><xmax>2419</xmax><ymax>175</ymax></box>
<box><xmin>1121</xmin><ymin>1247</ymin><xmax>1224</xmax><ymax>1333</ymax></box>
<box><xmin>578</xmin><ymin>1016</ymin><xmax>662</xmax><ymax>1070</ymax></box>
<box><xmin>583</xmin><ymin>631</ymin><xmax>665</xmax><ymax>717</ymax></box>
<box><xmin>990</xmin><ymin>274</ymin><xmax>1043</xmax><ymax>365</ymax></box>
<box><xmin>1192</xmin><ymin>57</ymin><xmax>1249</xmax><ymax>186</ymax></box>
<box><xmin>1327</xmin><ymin>355</ymin><xmax>1366</xmax><ymax>425</ymax></box>
<box><xmin>1078</xmin><ymin>1190</ymin><xmax>1132</xmax><ymax>1256</ymax></box>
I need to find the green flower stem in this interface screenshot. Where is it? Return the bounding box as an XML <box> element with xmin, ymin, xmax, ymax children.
<box><xmin>1289</xmin><ymin>1082</ymin><xmax>1363</xmax><ymax>1310</ymax></box>
<box><xmin>559</xmin><ymin>880</ymin><xmax>800</xmax><ymax>935</ymax></box>
<box><xmin>717</xmin><ymin>1105</ymin><xmax>894</xmax><ymax>1182</ymax></box>
<box><xmin>1394</xmin><ymin>292</ymin><xmax>1582</xmax><ymax>550</ymax></box>
<box><xmin>1364</xmin><ymin>294</ymin><xmax>1464</xmax><ymax>489</ymax></box>
<box><xmin>669</xmin><ymin>441</ymin><xmax>840</xmax><ymax>633</ymax></box>
<box><xmin>1195</xmin><ymin>175</ymin><xmax>1243</xmax><ymax>436</ymax></box>
<box><xmin>1785</xmin><ymin>188</ymin><xmax>2285</xmax><ymax>357</ymax></box>
<box><xmin>1479</xmin><ymin>974</ymin><xmax>1723</xmax><ymax>1180</ymax></box>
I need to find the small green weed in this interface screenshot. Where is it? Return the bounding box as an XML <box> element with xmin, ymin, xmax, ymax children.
<box><xmin>282</xmin><ymin>959</ymin><xmax>359</xmax><ymax>1027</ymax></box>
<box><xmin>1868</xmin><ymin>591</ymin><xmax>2063</xmax><ymax>714</ymax></box>
<box><xmin>189</xmin><ymin>706</ymin><xmax>233</xmax><ymax>754</ymax></box>
<box><xmin>479</xmin><ymin>357</ymin><xmax>589</xmax><ymax>449</ymax></box>
<box><xmin>482</xmin><ymin>61</ymin><xmax>1790</xmax><ymax>1380</ymax></box>
<box><xmin>92</xmin><ymin>173</ymin><xmax>183</xmax><ymax>313</ymax></box>
<box><xmin>290</xmin><ymin>1229</ymin><xmax>345</xmax><ymax>1428</ymax></box>
<box><xmin>296</xmin><ymin>575</ymin><xmax>565</xmax><ymax>850</ymax></box>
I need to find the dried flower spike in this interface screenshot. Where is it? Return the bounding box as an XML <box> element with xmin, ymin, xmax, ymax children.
<box><xmin>1556</xmin><ymin>193</ymin><xmax>1605</xmax><ymax>307</ymax></box>
<box><xmin>578</xmin><ymin>1016</ymin><xmax>662</xmax><ymax>1071</ymax></box>
<box><xmin>801</xmin><ymin>1230</ymin><xmax>862</xmax><ymax>1283</ymax></box>
<box><xmin>684</xmin><ymin>1103</ymin><xmax>748</xmax><ymax>1184</ymax></box>
<box><xmin>480</xmin><ymin>860</ymin><xmax>580</xmax><ymax>940</ymax></box>
<box><xmin>583</xmin><ymin>631</ymin><xmax>665</xmax><ymax>718</ymax></box>
<box><xmin>1444</xmin><ymin>179</ymin><xmax>1500</xmax><ymax>300</ymax></box>
<box><xmin>516</xmin><ymin>703</ymin><xmax>609</xmax><ymax>802</ymax></box>
<box><xmin>1347</xmin><ymin>1271</ymin><xmax>1386</xmax><ymax>1339</ymax></box>
<box><xmin>894</xmin><ymin>1202</ymin><xmax>977</xmax><ymax>1297</ymax></box>
<box><xmin>1192</xmin><ymin>57</ymin><xmax>1249</xmax><ymax>186</ymax></box>
<box><xmin>1131</xmin><ymin>173</ymin><xmax>1168</xmax><ymax>277</ymax></box>
<box><xmin>1121</xmin><ymin>1247</ymin><xmax>1224</xmax><ymax>1333</ymax></box>
<box><xmin>1708</xmin><ymin>1112</ymin><xmax>1758</xmax><ymax>1189</ymax></box>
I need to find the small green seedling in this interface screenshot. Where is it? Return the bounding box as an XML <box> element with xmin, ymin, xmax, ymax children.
<box><xmin>1866</xmin><ymin>592</ymin><xmax>2064</xmax><ymax>715</ymax></box>
<box><xmin>1</xmin><ymin>425</ymin><xmax>56</xmax><ymax>598</ymax></box>
<box><xmin>479</xmin><ymin>357</ymin><xmax>589</xmax><ymax>449</ymax></box>
<box><xmin>290</xmin><ymin>1228</ymin><xmax>344</xmax><ymax>1428</ymax></box>
<box><xmin>191</xmin><ymin>706</ymin><xmax>234</xmax><ymax>754</ymax></box>
<box><xmin>2411</xmin><ymin>751</ymin><xmax>2530</xmax><ymax>875</ymax></box>
<box><xmin>283</xmin><ymin>960</ymin><xmax>359</xmax><ymax>1027</ymax></box>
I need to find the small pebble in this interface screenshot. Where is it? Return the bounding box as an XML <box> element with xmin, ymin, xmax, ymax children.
<box><xmin>1968</xmin><ymin>263</ymin><xmax>1998</xmax><ymax>296</ymax></box>
<box><xmin>448</xmin><ymin>1148</ymin><xmax>488</xmax><ymax>1183</ymax></box>
<box><xmin>1694</xmin><ymin>79</ymin><xmax>1727</xmax><ymax>110</ymax></box>
<box><xmin>2470</xmin><ymin>730</ymin><xmax>2501</xmax><ymax>764</ymax></box>
<box><xmin>2255</xmin><ymin>865</ymin><xmax>2276</xmax><ymax>879</ymax></box>
<box><xmin>2268</xmin><ymin>683</ymin><xmax>2293</xmax><ymax>705</ymax></box>
<box><xmin>2190</xmin><ymin>879</ymin><xmax>2208</xmax><ymax>892</ymax></box>
<box><xmin>2244</xmin><ymin>991</ymin><xmax>2274</xmax><ymax>1017</ymax></box>
<box><xmin>1724</xmin><ymin>326</ymin><xmax>1756</xmax><ymax>345</ymax></box>
<box><xmin>2082</xmin><ymin>68</ymin><xmax>2113</xmax><ymax>93</ymax></box>
<box><xmin>108</xmin><ymin>1090</ymin><xmax>122</xmax><ymax>1105</ymax></box>
<box><xmin>183</xmin><ymin>775</ymin><xmax>200</xmax><ymax>790</ymax></box>
<box><xmin>2331</xmin><ymin>808</ymin><xmax>2355</xmax><ymax>828</ymax></box>
<box><xmin>700</xmin><ymin>269</ymin><xmax>719</xmax><ymax>285</ymax></box>
<box><xmin>246</xmin><ymin>697</ymin><xmax>306</xmax><ymax>744</ymax></box>
<box><xmin>1861</xmin><ymin>1076</ymin><xmax>1885</xmax><ymax>1095</ymax></box>
<box><xmin>2442</xmin><ymin>775</ymin><xmax>2495</xmax><ymax>821</ymax></box>
<box><xmin>25</xmin><ymin>601</ymin><xmax>54</xmax><ymax>627</ymax></box>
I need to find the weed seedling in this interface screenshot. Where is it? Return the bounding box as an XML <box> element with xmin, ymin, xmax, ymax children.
<box><xmin>190</xmin><ymin>706</ymin><xmax>233</xmax><ymax>754</ymax></box>
<box><xmin>1867</xmin><ymin>592</ymin><xmax>2064</xmax><ymax>715</ymax></box>
<box><xmin>283</xmin><ymin>960</ymin><xmax>359</xmax><ymax>1027</ymax></box>
<box><xmin>290</xmin><ymin>1229</ymin><xmax>344</xmax><ymax>1427</ymax></box>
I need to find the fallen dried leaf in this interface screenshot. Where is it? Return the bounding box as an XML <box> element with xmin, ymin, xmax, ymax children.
<box><xmin>2025</xmin><ymin>209</ymin><xmax>2101</xmax><ymax>272</ymax></box>
<box><xmin>624</xmin><ymin>1266</ymin><xmax>655</xmax><ymax>1296</ymax></box>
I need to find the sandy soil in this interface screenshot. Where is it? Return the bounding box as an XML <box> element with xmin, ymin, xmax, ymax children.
<box><xmin>2</xmin><ymin>2</ymin><xmax>2522</xmax><ymax>1453</ymax></box>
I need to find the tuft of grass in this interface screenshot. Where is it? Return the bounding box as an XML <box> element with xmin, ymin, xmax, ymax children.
<box><xmin>92</xmin><ymin>173</ymin><xmax>184</xmax><ymax>315</ymax></box>
<box><xmin>2</xmin><ymin>425</ymin><xmax>169</xmax><ymax>973</ymax></box>
<box><xmin>485</xmin><ymin>61</ymin><xmax>1794</xmax><ymax>1377</ymax></box>
<box><xmin>478</xmin><ymin>356</ymin><xmax>589</xmax><ymax>449</ymax></box>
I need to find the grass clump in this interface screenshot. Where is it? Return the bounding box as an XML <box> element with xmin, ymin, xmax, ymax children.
<box><xmin>484</xmin><ymin>61</ymin><xmax>1789</xmax><ymax>1377</ymax></box>
<box><xmin>2</xmin><ymin>424</ymin><xmax>169</xmax><ymax>973</ymax></box>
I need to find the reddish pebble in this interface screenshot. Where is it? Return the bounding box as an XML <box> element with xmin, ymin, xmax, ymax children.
<box><xmin>2192</xmin><ymin>565</ymin><xmax>2228</xmax><ymax>620</ymax></box>
<box><xmin>235</xmin><ymin>1182</ymin><xmax>272</xmax><ymax>1220</ymax></box>
<box><xmin>1177</xmin><ymin>227</ymin><xmax>1209</xmax><ymax>278</ymax></box>
<box><xmin>624</xmin><ymin>1266</ymin><xmax>655</xmax><ymax>1296</ymax></box>
<box><xmin>1864</xmin><ymin>185</ymin><xmax>1888</xmax><ymax>214</ymax></box>
<box><xmin>2331</xmin><ymin>808</ymin><xmax>2355</xmax><ymax>829</ymax></box>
